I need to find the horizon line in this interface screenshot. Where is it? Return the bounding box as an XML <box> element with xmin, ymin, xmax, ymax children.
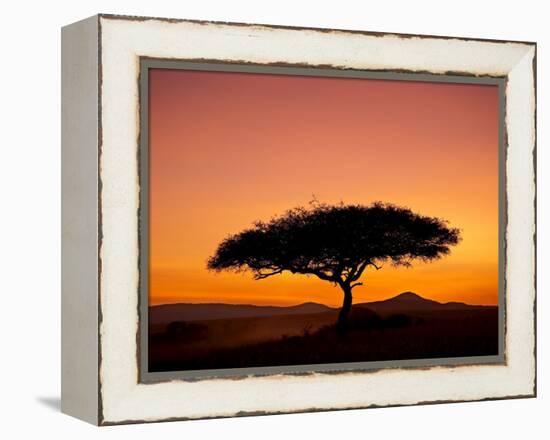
<box><xmin>149</xmin><ymin>291</ymin><xmax>498</xmax><ymax>308</ymax></box>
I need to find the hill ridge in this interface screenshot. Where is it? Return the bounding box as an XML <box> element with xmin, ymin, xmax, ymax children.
<box><xmin>150</xmin><ymin>291</ymin><xmax>495</xmax><ymax>325</ymax></box>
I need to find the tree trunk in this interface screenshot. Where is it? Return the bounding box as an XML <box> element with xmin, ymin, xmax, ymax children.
<box><xmin>336</xmin><ymin>284</ymin><xmax>353</xmax><ymax>334</ymax></box>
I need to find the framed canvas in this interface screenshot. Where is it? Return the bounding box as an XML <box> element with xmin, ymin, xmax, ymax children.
<box><xmin>61</xmin><ymin>14</ymin><xmax>537</xmax><ymax>425</ymax></box>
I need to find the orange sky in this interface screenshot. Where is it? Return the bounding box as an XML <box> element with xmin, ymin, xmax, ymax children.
<box><xmin>148</xmin><ymin>68</ymin><xmax>500</xmax><ymax>307</ymax></box>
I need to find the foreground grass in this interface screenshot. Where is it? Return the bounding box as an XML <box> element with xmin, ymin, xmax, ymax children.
<box><xmin>149</xmin><ymin>308</ymin><xmax>498</xmax><ymax>372</ymax></box>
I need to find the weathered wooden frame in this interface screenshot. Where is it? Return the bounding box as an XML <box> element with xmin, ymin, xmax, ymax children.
<box><xmin>61</xmin><ymin>14</ymin><xmax>536</xmax><ymax>425</ymax></box>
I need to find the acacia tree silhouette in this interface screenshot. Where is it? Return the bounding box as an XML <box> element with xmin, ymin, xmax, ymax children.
<box><xmin>207</xmin><ymin>202</ymin><xmax>461</xmax><ymax>334</ymax></box>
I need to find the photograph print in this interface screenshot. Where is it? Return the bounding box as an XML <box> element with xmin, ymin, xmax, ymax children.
<box><xmin>141</xmin><ymin>63</ymin><xmax>504</xmax><ymax>376</ymax></box>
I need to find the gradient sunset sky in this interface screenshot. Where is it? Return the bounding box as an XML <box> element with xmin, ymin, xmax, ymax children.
<box><xmin>148</xmin><ymin>68</ymin><xmax>500</xmax><ymax>307</ymax></box>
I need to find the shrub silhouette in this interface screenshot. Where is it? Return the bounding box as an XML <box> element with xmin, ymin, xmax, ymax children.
<box><xmin>384</xmin><ymin>314</ymin><xmax>414</xmax><ymax>328</ymax></box>
<box><xmin>348</xmin><ymin>308</ymin><xmax>383</xmax><ymax>330</ymax></box>
<box><xmin>208</xmin><ymin>202</ymin><xmax>460</xmax><ymax>333</ymax></box>
<box><xmin>165</xmin><ymin>321</ymin><xmax>207</xmax><ymax>341</ymax></box>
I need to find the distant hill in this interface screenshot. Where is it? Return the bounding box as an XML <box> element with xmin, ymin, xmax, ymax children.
<box><xmin>149</xmin><ymin>301</ymin><xmax>334</xmax><ymax>325</ymax></box>
<box><xmin>149</xmin><ymin>292</ymin><xmax>495</xmax><ymax>325</ymax></box>
<box><xmin>355</xmin><ymin>291</ymin><xmax>493</xmax><ymax>313</ymax></box>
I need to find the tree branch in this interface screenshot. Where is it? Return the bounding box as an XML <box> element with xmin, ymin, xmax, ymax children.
<box><xmin>348</xmin><ymin>260</ymin><xmax>370</xmax><ymax>282</ymax></box>
<box><xmin>369</xmin><ymin>262</ymin><xmax>382</xmax><ymax>270</ymax></box>
<box><xmin>287</xmin><ymin>267</ymin><xmax>337</xmax><ymax>283</ymax></box>
<box><xmin>346</xmin><ymin>260</ymin><xmax>383</xmax><ymax>284</ymax></box>
<box><xmin>311</xmin><ymin>270</ymin><xmax>336</xmax><ymax>282</ymax></box>
<box><xmin>254</xmin><ymin>268</ymin><xmax>284</xmax><ymax>280</ymax></box>
<box><xmin>350</xmin><ymin>282</ymin><xmax>363</xmax><ymax>289</ymax></box>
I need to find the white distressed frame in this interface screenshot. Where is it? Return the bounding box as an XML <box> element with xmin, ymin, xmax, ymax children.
<box><xmin>64</xmin><ymin>14</ymin><xmax>536</xmax><ymax>425</ymax></box>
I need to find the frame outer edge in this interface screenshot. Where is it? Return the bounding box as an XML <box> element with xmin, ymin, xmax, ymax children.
<box><xmin>61</xmin><ymin>14</ymin><xmax>100</xmax><ymax>425</ymax></box>
<box><xmin>94</xmin><ymin>15</ymin><xmax>537</xmax><ymax>424</ymax></box>
<box><xmin>97</xmin><ymin>12</ymin><xmax>537</xmax><ymax>46</ymax></box>
<box><xmin>531</xmin><ymin>44</ymin><xmax>537</xmax><ymax>398</ymax></box>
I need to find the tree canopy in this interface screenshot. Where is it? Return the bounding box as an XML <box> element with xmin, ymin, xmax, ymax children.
<box><xmin>208</xmin><ymin>202</ymin><xmax>460</xmax><ymax>284</ymax></box>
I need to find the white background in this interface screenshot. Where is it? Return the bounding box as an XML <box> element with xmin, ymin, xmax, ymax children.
<box><xmin>0</xmin><ymin>0</ymin><xmax>547</xmax><ymax>438</ymax></box>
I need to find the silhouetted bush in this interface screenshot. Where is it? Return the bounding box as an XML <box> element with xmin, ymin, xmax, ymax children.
<box><xmin>384</xmin><ymin>314</ymin><xmax>413</xmax><ymax>328</ymax></box>
<box><xmin>348</xmin><ymin>308</ymin><xmax>384</xmax><ymax>330</ymax></box>
<box><xmin>165</xmin><ymin>321</ymin><xmax>207</xmax><ymax>341</ymax></box>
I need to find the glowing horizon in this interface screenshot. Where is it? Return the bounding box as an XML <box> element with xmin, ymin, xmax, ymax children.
<box><xmin>148</xmin><ymin>68</ymin><xmax>500</xmax><ymax>307</ymax></box>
